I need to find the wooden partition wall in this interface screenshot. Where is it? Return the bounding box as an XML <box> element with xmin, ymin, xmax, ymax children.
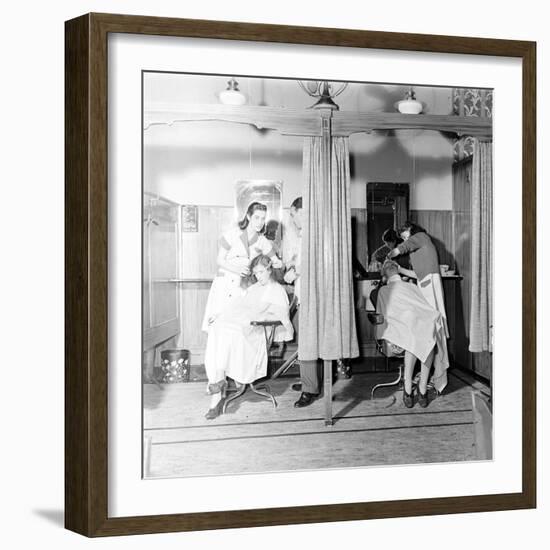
<box><xmin>410</xmin><ymin>210</ymin><xmax>454</xmax><ymax>267</ymax></box>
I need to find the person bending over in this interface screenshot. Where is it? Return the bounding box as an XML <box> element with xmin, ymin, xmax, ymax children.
<box><xmin>387</xmin><ymin>221</ymin><xmax>449</xmax><ymax>338</ymax></box>
<box><xmin>371</xmin><ymin>228</ymin><xmax>411</xmax><ymax>271</ymax></box>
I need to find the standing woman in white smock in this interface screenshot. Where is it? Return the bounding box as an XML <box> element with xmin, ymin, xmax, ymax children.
<box><xmin>202</xmin><ymin>202</ymin><xmax>282</xmax><ymax>332</ymax></box>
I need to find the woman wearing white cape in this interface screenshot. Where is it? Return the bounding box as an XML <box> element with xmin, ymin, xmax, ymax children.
<box><xmin>203</xmin><ymin>255</ymin><xmax>293</xmax><ymax>419</ymax></box>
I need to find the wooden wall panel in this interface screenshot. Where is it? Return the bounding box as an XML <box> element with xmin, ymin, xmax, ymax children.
<box><xmin>453</xmin><ymin>161</ymin><xmax>473</xmax><ymax>371</ymax></box>
<box><xmin>180</xmin><ymin>283</ymin><xmax>211</xmax><ymax>365</ymax></box>
<box><xmin>351</xmin><ymin>208</ymin><xmax>368</xmax><ymax>270</ymax></box>
<box><xmin>409</xmin><ymin>210</ymin><xmax>454</xmax><ymax>267</ymax></box>
<box><xmin>180</xmin><ymin>206</ymin><xmax>235</xmax><ymax>279</ymax></box>
<box><xmin>453</xmin><ymin>217</ymin><xmax>472</xmax><ymax>369</ymax></box>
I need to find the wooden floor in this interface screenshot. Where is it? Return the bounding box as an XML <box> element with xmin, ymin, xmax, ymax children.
<box><xmin>143</xmin><ymin>366</ymin><xmax>492</xmax><ymax>479</ymax></box>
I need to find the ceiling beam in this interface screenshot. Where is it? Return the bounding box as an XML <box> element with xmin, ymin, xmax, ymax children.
<box><xmin>144</xmin><ymin>104</ymin><xmax>492</xmax><ymax>138</ymax></box>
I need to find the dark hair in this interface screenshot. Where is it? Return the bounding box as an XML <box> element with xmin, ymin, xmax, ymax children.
<box><xmin>399</xmin><ymin>220</ymin><xmax>425</xmax><ymax>236</ymax></box>
<box><xmin>265</xmin><ymin>219</ymin><xmax>279</xmax><ymax>241</ymax></box>
<box><xmin>290</xmin><ymin>197</ymin><xmax>302</xmax><ymax>210</ymax></box>
<box><xmin>249</xmin><ymin>254</ymin><xmax>273</xmax><ymax>273</ymax></box>
<box><xmin>238</xmin><ymin>202</ymin><xmax>267</xmax><ymax>231</ymax></box>
<box><xmin>382</xmin><ymin>228</ymin><xmax>399</xmax><ymax>243</ymax></box>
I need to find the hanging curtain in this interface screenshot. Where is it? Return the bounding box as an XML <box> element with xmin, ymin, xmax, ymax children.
<box><xmin>299</xmin><ymin>136</ymin><xmax>359</xmax><ymax>361</ymax></box>
<box><xmin>469</xmin><ymin>139</ymin><xmax>493</xmax><ymax>352</ymax></box>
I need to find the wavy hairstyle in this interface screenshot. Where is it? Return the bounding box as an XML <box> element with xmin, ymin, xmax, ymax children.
<box><xmin>238</xmin><ymin>202</ymin><xmax>267</xmax><ymax>231</ymax></box>
<box><xmin>382</xmin><ymin>228</ymin><xmax>400</xmax><ymax>243</ymax></box>
<box><xmin>240</xmin><ymin>254</ymin><xmax>274</xmax><ymax>289</ymax></box>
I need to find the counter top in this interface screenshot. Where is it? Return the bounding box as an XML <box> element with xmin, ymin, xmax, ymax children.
<box><xmin>355</xmin><ymin>274</ymin><xmax>463</xmax><ymax>281</ymax></box>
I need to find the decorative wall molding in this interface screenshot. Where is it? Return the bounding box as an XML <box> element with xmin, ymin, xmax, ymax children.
<box><xmin>452</xmin><ymin>89</ymin><xmax>493</xmax><ymax>161</ymax></box>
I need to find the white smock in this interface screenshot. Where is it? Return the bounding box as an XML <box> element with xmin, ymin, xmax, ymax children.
<box><xmin>417</xmin><ymin>272</ymin><xmax>450</xmax><ymax>338</ymax></box>
<box><xmin>204</xmin><ymin>281</ymin><xmax>293</xmax><ymax>385</ymax></box>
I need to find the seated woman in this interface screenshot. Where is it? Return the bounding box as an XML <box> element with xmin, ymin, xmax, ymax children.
<box><xmin>203</xmin><ymin>254</ymin><xmax>293</xmax><ymax>419</ymax></box>
<box><xmin>375</xmin><ymin>260</ymin><xmax>449</xmax><ymax>408</ymax></box>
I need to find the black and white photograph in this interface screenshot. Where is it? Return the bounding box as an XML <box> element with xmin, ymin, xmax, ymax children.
<box><xmin>142</xmin><ymin>72</ymin><xmax>493</xmax><ymax>479</ymax></box>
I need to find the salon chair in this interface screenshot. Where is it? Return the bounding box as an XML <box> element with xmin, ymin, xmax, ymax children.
<box><xmin>222</xmin><ymin>320</ymin><xmax>278</xmax><ymax>413</ymax></box>
<box><xmin>367</xmin><ymin>312</ymin><xmax>405</xmax><ymax>399</ymax></box>
<box><xmin>269</xmin><ymin>294</ymin><xmax>299</xmax><ymax>379</ymax></box>
<box><xmin>223</xmin><ymin>294</ymin><xmax>299</xmax><ymax>413</ymax></box>
<box><xmin>367</xmin><ymin>311</ymin><xmax>437</xmax><ymax>400</ymax></box>
<box><xmin>269</xmin><ymin>295</ymin><xmax>351</xmax><ymax>381</ymax></box>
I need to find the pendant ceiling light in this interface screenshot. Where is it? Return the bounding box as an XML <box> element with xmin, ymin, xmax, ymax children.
<box><xmin>395</xmin><ymin>86</ymin><xmax>423</xmax><ymax>114</ymax></box>
<box><xmin>218</xmin><ymin>77</ymin><xmax>247</xmax><ymax>106</ymax></box>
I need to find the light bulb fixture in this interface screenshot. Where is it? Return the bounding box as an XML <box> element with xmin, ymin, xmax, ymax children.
<box><xmin>218</xmin><ymin>77</ymin><xmax>247</xmax><ymax>106</ymax></box>
<box><xmin>298</xmin><ymin>80</ymin><xmax>348</xmax><ymax>110</ymax></box>
<box><xmin>395</xmin><ymin>86</ymin><xmax>423</xmax><ymax>114</ymax></box>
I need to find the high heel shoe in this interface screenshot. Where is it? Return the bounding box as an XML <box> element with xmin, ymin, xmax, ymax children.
<box><xmin>207</xmin><ymin>379</ymin><xmax>227</xmax><ymax>395</ymax></box>
<box><xmin>205</xmin><ymin>398</ymin><xmax>224</xmax><ymax>420</ymax></box>
<box><xmin>417</xmin><ymin>389</ymin><xmax>429</xmax><ymax>408</ymax></box>
<box><xmin>403</xmin><ymin>388</ymin><xmax>414</xmax><ymax>408</ymax></box>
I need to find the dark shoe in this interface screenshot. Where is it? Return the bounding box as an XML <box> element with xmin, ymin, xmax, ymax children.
<box><xmin>294</xmin><ymin>392</ymin><xmax>318</xmax><ymax>408</ymax></box>
<box><xmin>418</xmin><ymin>389</ymin><xmax>429</xmax><ymax>408</ymax></box>
<box><xmin>205</xmin><ymin>399</ymin><xmax>224</xmax><ymax>420</ymax></box>
<box><xmin>292</xmin><ymin>383</ymin><xmax>302</xmax><ymax>392</ymax></box>
<box><xmin>403</xmin><ymin>389</ymin><xmax>414</xmax><ymax>408</ymax></box>
<box><xmin>336</xmin><ymin>359</ymin><xmax>352</xmax><ymax>379</ymax></box>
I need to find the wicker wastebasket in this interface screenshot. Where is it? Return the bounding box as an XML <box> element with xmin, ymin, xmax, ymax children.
<box><xmin>160</xmin><ymin>349</ymin><xmax>190</xmax><ymax>383</ymax></box>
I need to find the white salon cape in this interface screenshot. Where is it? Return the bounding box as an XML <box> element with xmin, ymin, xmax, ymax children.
<box><xmin>204</xmin><ymin>282</ymin><xmax>293</xmax><ymax>385</ymax></box>
<box><xmin>376</xmin><ymin>275</ymin><xmax>449</xmax><ymax>392</ymax></box>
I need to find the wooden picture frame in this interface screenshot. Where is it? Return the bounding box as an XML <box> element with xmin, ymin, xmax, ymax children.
<box><xmin>65</xmin><ymin>12</ymin><xmax>536</xmax><ymax>537</ymax></box>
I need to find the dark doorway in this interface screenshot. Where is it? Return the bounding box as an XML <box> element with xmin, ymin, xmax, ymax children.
<box><xmin>366</xmin><ymin>182</ymin><xmax>410</xmax><ymax>262</ymax></box>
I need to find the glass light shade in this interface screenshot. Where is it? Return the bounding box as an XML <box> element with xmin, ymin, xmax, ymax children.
<box><xmin>395</xmin><ymin>87</ymin><xmax>423</xmax><ymax>114</ymax></box>
<box><xmin>218</xmin><ymin>77</ymin><xmax>247</xmax><ymax>105</ymax></box>
<box><xmin>396</xmin><ymin>99</ymin><xmax>423</xmax><ymax>114</ymax></box>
